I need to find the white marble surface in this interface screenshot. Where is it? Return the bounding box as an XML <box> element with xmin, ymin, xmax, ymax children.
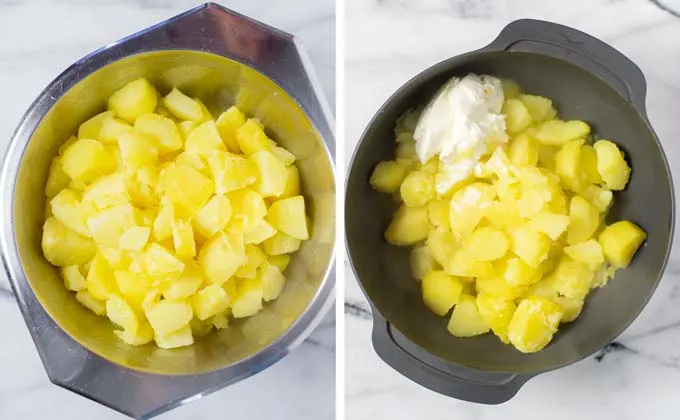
<box><xmin>0</xmin><ymin>1</ymin><xmax>335</xmax><ymax>419</ymax></box>
<box><xmin>345</xmin><ymin>0</ymin><xmax>680</xmax><ymax>419</ymax></box>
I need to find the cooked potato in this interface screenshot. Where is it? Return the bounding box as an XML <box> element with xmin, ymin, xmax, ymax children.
<box><xmin>410</xmin><ymin>246</ymin><xmax>438</xmax><ymax>280</ymax></box>
<box><xmin>61</xmin><ymin>138</ymin><xmax>117</xmax><ymax>183</ymax></box>
<box><xmin>108</xmin><ymin>78</ymin><xmax>157</xmax><ymax>123</ymax></box>
<box><xmin>163</xmin><ymin>88</ymin><xmax>203</xmax><ymax>122</ymax></box>
<box><xmin>503</xmin><ymin>98</ymin><xmax>532</xmax><ymax>134</ymax></box>
<box><xmin>447</xmin><ymin>294</ymin><xmax>490</xmax><ymax>337</ymax></box>
<box><xmin>599</xmin><ymin>221</ymin><xmax>646</xmax><ymax>268</ymax></box>
<box><xmin>421</xmin><ymin>271</ymin><xmax>463</xmax><ymax>316</ymax></box>
<box><xmin>594</xmin><ymin>139</ymin><xmax>631</xmax><ymax>190</ymax></box>
<box><xmin>518</xmin><ymin>94</ymin><xmax>556</xmax><ymax>122</ymax></box>
<box><xmin>534</xmin><ymin>120</ymin><xmax>590</xmax><ymax>146</ymax></box>
<box><xmin>477</xmin><ymin>294</ymin><xmax>516</xmax><ymax>343</ymax></box>
<box><xmin>236</xmin><ymin>119</ymin><xmax>272</xmax><ymax>156</ymax></box>
<box><xmin>567</xmin><ymin>196</ymin><xmax>600</xmax><ymax>245</ymax></box>
<box><xmin>400</xmin><ymin>171</ymin><xmax>435</xmax><ymax>207</ymax></box>
<box><xmin>508</xmin><ymin>296</ymin><xmax>563</xmax><ymax>353</ymax></box>
<box><xmin>370</xmin><ymin>161</ymin><xmax>408</xmax><ymax>193</ymax></box>
<box><xmin>385</xmin><ymin>205</ymin><xmax>429</xmax><ymax>246</ymax></box>
<box><xmin>250</xmin><ymin>150</ymin><xmax>288</xmax><ymax>197</ymax></box>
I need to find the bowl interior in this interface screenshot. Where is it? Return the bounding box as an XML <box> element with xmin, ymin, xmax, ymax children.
<box><xmin>346</xmin><ymin>51</ymin><xmax>673</xmax><ymax>373</ymax></box>
<box><xmin>14</xmin><ymin>50</ymin><xmax>335</xmax><ymax>375</ymax></box>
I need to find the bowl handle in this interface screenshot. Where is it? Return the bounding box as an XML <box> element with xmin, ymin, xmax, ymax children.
<box><xmin>484</xmin><ymin>19</ymin><xmax>648</xmax><ymax>117</ymax></box>
<box><xmin>371</xmin><ymin>311</ymin><xmax>531</xmax><ymax>404</ymax></box>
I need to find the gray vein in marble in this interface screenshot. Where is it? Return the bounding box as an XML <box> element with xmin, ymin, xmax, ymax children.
<box><xmin>650</xmin><ymin>0</ymin><xmax>680</xmax><ymax>18</ymax></box>
<box><xmin>345</xmin><ymin>301</ymin><xmax>372</xmax><ymax>319</ymax></box>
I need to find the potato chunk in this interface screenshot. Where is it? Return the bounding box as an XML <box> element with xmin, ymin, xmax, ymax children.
<box><xmin>534</xmin><ymin>120</ymin><xmax>590</xmax><ymax>146</ymax></box>
<box><xmin>108</xmin><ymin>78</ymin><xmax>157</xmax><ymax>123</ymax></box>
<box><xmin>518</xmin><ymin>94</ymin><xmax>556</xmax><ymax>122</ymax></box>
<box><xmin>263</xmin><ymin>232</ymin><xmax>301</xmax><ymax>256</ymax></box>
<box><xmin>594</xmin><ymin>140</ymin><xmax>631</xmax><ymax>191</ymax></box>
<box><xmin>476</xmin><ymin>294</ymin><xmax>516</xmax><ymax>343</ymax></box>
<box><xmin>508</xmin><ymin>296</ymin><xmax>563</xmax><ymax>353</ymax></box>
<box><xmin>193</xmin><ymin>194</ymin><xmax>232</xmax><ymax>238</ymax></box>
<box><xmin>145</xmin><ymin>299</ymin><xmax>193</xmax><ymax>336</ymax></box>
<box><xmin>421</xmin><ymin>271</ymin><xmax>463</xmax><ymax>316</ymax></box>
<box><xmin>465</xmin><ymin>226</ymin><xmax>509</xmax><ymax>261</ymax></box>
<box><xmin>563</xmin><ymin>239</ymin><xmax>604</xmax><ymax>265</ymax></box>
<box><xmin>42</xmin><ymin>217</ymin><xmax>96</xmax><ymax>266</ymax></box>
<box><xmin>215</xmin><ymin>106</ymin><xmax>247</xmax><ymax>153</ymax></box>
<box><xmin>400</xmin><ymin>171</ymin><xmax>435</xmax><ymax>207</ymax></box>
<box><xmin>87</xmin><ymin>203</ymin><xmax>137</xmax><ymax>248</ymax></box>
<box><xmin>599</xmin><ymin>221</ymin><xmax>646</xmax><ymax>268</ymax></box>
<box><xmin>261</xmin><ymin>263</ymin><xmax>286</xmax><ymax>301</ymax></box>
<box><xmin>370</xmin><ymin>161</ymin><xmax>408</xmax><ymax>194</ymax></box>
<box><xmin>231</xmin><ymin>278</ymin><xmax>264</xmax><ymax>318</ymax></box>
<box><xmin>503</xmin><ymin>98</ymin><xmax>532</xmax><ymax>133</ymax></box>
<box><xmin>410</xmin><ymin>246</ymin><xmax>438</xmax><ymax>280</ymax></box>
<box><xmin>158</xmin><ymin>163</ymin><xmax>214</xmax><ymax>219</ymax></box>
<box><xmin>192</xmin><ymin>284</ymin><xmax>231</xmax><ymax>320</ymax></box>
<box><xmin>447</xmin><ymin>294</ymin><xmax>490</xmax><ymax>337</ymax></box>
<box><xmin>61</xmin><ymin>138</ymin><xmax>117</xmax><ymax>183</ymax></box>
<box><xmin>198</xmin><ymin>233</ymin><xmax>246</xmax><ymax>285</ymax></box>
<box><xmin>385</xmin><ymin>205</ymin><xmax>429</xmax><ymax>246</ymax></box>
<box><xmin>250</xmin><ymin>150</ymin><xmax>288</xmax><ymax>197</ymax></box>
<box><xmin>163</xmin><ymin>88</ymin><xmax>203</xmax><ymax>121</ymax></box>
<box><xmin>185</xmin><ymin>120</ymin><xmax>226</xmax><ymax>156</ymax></box>
<box><xmin>134</xmin><ymin>113</ymin><xmax>182</xmax><ymax>154</ymax></box>
<box><xmin>208</xmin><ymin>151</ymin><xmax>257</xmax><ymax>194</ymax></box>
<box><xmin>567</xmin><ymin>196</ymin><xmax>600</xmax><ymax>245</ymax></box>
<box><xmin>236</xmin><ymin>119</ymin><xmax>272</xmax><ymax>156</ymax></box>
<box><xmin>509</xmin><ymin>224</ymin><xmax>551</xmax><ymax>268</ymax></box>
<box><xmin>266</xmin><ymin>196</ymin><xmax>309</xmax><ymax>240</ymax></box>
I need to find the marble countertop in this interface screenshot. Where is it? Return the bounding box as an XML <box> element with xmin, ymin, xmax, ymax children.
<box><xmin>0</xmin><ymin>1</ymin><xmax>335</xmax><ymax>419</ymax></box>
<box><xmin>345</xmin><ymin>0</ymin><xmax>680</xmax><ymax>419</ymax></box>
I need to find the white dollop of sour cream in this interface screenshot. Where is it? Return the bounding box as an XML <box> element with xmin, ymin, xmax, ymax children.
<box><xmin>413</xmin><ymin>74</ymin><xmax>508</xmax><ymax>194</ymax></box>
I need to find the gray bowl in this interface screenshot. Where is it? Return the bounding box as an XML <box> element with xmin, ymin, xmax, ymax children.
<box><xmin>346</xmin><ymin>19</ymin><xmax>674</xmax><ymax>404</ymax></box>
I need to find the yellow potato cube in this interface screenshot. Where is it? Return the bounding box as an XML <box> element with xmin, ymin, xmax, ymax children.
<box><xmin>61</xmin><ymin>138</ymin><xmax>117</xmax><ymax>183</ymax></box>
<box><xmin>266</xmin><ymin>196</ymin><xmax>308</xmax><ymax>240</ymax></box>
<box><xmin>134</xmin><ymin>243</ymin><xmax>185</xmax><ymax>280</ymax></box>
<box><xmin>86</xmin><ymin>253</ymin><xmax>118</xmax><ymax>300</ymax></box>
<box><xmin>154</xmin><ymin>325</ymin><xmax>194</xmax><ymax>349</ymax></box>
<box><xmin>509</xmin><ymin>132</ymin><xmax>539</xmax><ymax>167</ymax></box>
<box><xmin>503</xmin><ymin>98</ymin><xmax>532</xmax><ymax>133</ymax></box>
<box><xmin>271</xmin><ymin>147</ymin><xmax>296</xmax><ymax>166</ymax></box>
<box><xmin>75</xmin><ymin>290</ymin><xmax>106</xmax><ymax>316</ymax></box>
<box><xmin>466</xmin><ymin>226</ymin><xmax>509</xmax><ymax>261</ymax></box>
<box><xmin>484</xmin><ymin>200</ymin><xmax>523</xmax><ymax>229</ymax></box>
<box><xmin>534</xmin><ymin>119</ymin><xmax>590</xmax><ymax>146</ymax></box>
<box><xmin>162</xmin><ymin>261</ymin><xmax>203</xmax><ymax>300</ymax></box>
<box><xmin>396</xmin><ymin>138</ymin><xmax>417</xmax><ymax>160</ymax></box>
<box><xmin>114</xmin><ymin>270</ymin><xmax>151</xmax><ymax>313</ymax></box>
<box><xmin>190</xmin><ymin>317</ymin><xmax>215</xmax><ymax>336</ymax></box>
<box><xmin>508</xmin><ymin>296</ymin><xmax>563</xmax><ymax>353</ymax></box>
<box><xmin>231</xmin><ymin>278</ymin><xmax>264</xmax><ymax>318</ymax></box>
<box><xmin>501</xmin><ymin>79</ymin><xmax>522</xmax><ymax>98</ymax></box>
<box><xmin>282</xmin><ymin>165</ymin><xmax>301</xmax><ymax>198</ymax></box>
<box><xmin>215</xmin><ymin>106</ymin><xmax>247</xmax><ymax>153</ymax></box>
<box><xmin>502</xmin><ymin>257</ymin><xmax>541</xmax><ymax>286</ymax></box>
<box><xmin>153</xmin><ymin>197</ymin><xmax>175</xmax><ymax>242</ymax></box>
<box><xmin>385</xmin><ymin>205</ymin><xmax>429</xmax><ymax>246</ymax></box>
<box><xmin>177</xmin><ymin>120</ymin><xmax>198</xmax><ymax>140</ymax></box>
<box><xmin>263</xmin><ymin>232</ymin><xmax>301</xmax><ymax>256</ymax></box>
<box><xmin>207</xmin><ymin>150</ymin><xmax>257</xmax><ymax>194</ymax></box>
<box><xmin>194</xmin><ymin>98</ymin><xmax>213</xmax><ymax>122</ymax></box>
<box><xmin>447</xmin><ymin>294</ymin><xmax>490</xmax><ymax>337</ymax></box>
<box><xmin>50</xmin><ymin>188</ymin><xmax>94</xmax><ymax>237</ymax></box>
<box><xmin>172</xmin><ymin>219</ymin><xmax>196</xmax><ymax>259</ymax></box>
<box><xmin>98</xmin><ymin>247</ymin><xmax>132</xmax><ymax>270</ymax></box>
<box><xmin>599</xmin><ymin>221</ymin><xmax>646</xmax><ymax>268</ymax></box>
<box><xmin>106</xmin><ymin>294</ymin><xmax>139</xmax><ymax>333</ymax></box>
<box><xmin>509</xmin><ymin>224</ymin><xmax>551</xmax><ymax>268</ymax></box>
<box><xmin>211</xmin><ymin>314</ymin><xmax>230</xmax><ymax>330</ymax></box>
<box><xmin>249</xmin><ymin>150</ymin><xmax>288</xmax><ymax>198</ymax></box>
<box><xmin>227</xmin><ymin>188</ymin><xmax>267</xmax><ymax>232</ymax></box>
<box><xmin>370</xmin><ymin>161</ymin><xmax>408</xmax><ymax>194</ymax></box>
<box><xmin>192</xmin><ymin>284</ymin><xmax>231</xmax><ymax>320</ymax></box>
<box><xmin>554</xmin><ymin>139</ymin><xmax>585</xmax><ymax>192</ymax></box>
<box><xmin>477</xmin><ymin>294</ymin><xmax>517</xmax><ymax>343</ymax></box>
<box><xmin>268</xmin><ymin>254</ymin><xmax>291</xmax><ymax>273</ymax></box>
<box><xmin>410</xmin><ymin>246</ymin><xmax>438</xmax><ymax>280</ymax></box>
<box><xmin>163</xmin><ymin>88</ymin><xmax>203</xmax><ymax>121</ymax></box>
<box><xmin>117</xmin><ymin>131</ymin><xmax>158</xmax><ymax>167</ymax></box>
<box><xmin>564</xmin><ymin>239</ymin><xmax>604</xmax><ymax>265</ymax></box>
<box><xmin>426</xmin><ymin>230</ymin><xmax>457</xmax><ymax>267</ymax></box>
<box><xmin>45</xmin><ymin>157</ymin><xmax>71</xmax><ymax>198</ymax></box>
<box><xmin>549</xmin><ymin>257</ymin><xmax>595</xmax><ymax>300</ymax></box>
<box><xmin>400</xmin><ymin>171</ymin><xmax>435</xmax><ymax>208</ymax></box>
<box><xmin>476</xmin><ymin>275</ymin><xmax>528</xmax><ymax>300</ymax></box>
<box><xmin>158</xmin><ymin>163</ymin><xmax>215</xmax><ymax>218</ymax></box>
<box><xmin>421</xmin><ymin>271</ymin><xmax>463</xmax><ymax>316</ymax></box>
<box><xmin>99</xmin><ymin>117</ymin><xmax>133</xmax><ymax>144</ymax></box>
<box><xmin>87</xmin><ymin>203</ymin><xmax>137</xmax><ymax>248</ymax></box>
<box><xmin>426</xmin><ymin>199</ymin><xmax>450</xmax><ymax>230</ymax></box>
<box><xmin>145</xmin><ymin>299</ymin><xmax>193</xmax><ymax>336</ymax></box>
<box><xmin>594</xmin><ymin>140</ymin><xmax>631</xmax><ymax>191</ymax></box>
<box><xmin>529</xmin><ymin>211</ymin><xmax>570</xmax><ymax>240</ymax></box>
<box><xmin>261</xmin><ymin>263</ymin><xmax>286</xmax><ymax>301</ymax></box>
<box><xmin>243</xmin><ymin>219</ymin><xmax>277</xmax><ymax>245</ymax></box>
<box><xmin>62</xmin><ymin>265</ymin><xmax>86</xmax><ymax>291</ymax></box>
<box><xmin>42</xmin><ymin>217</ymin><xmax>96</xmax><ymax>266</ymax></box>
<box><xmin>108</xmin><ymin>78</ymin><xmax>157</xmax><ymax>123</ymax></box>
<box><xmin>580</xmin><ymin>144</ymin><xmax>602</xmax><ymax>185</ymax></box>
<box><xmin>235</xmin><ymin>244</ymin><xmax>267</xmax><ymax>279</ymax></box>
<box><xmin>115</xmin><ymin>322</ymin><xmax>154</xmax><ymax>346</ymax></box>
<box><xmin>236</xmin><ymin>119</ymin><xmax>273</xmax><ymax>156</ymax></box>
<box><xmin>582</xmin><ymin>185</ymin><xmax>613</xmax><ymax>213</ymax></box>
<box><xmin>449</xmin><ymin>183</ymin><xmax>494</xmax><ymax>241</ymax></box>
<box><xmin>193</xmin><ymin>194</ymin><xmax>232</xmax><ymax>238</ymax></box>
<box><xmin>444</xmin><ymin>250</ymin><xmax>494</xmax><ymax>278</ymax></box>
<box><xmin>198</xmin><ymin>233</ymin><xmax>247</xmax><ymax>285</ymax></box>
<box><xmin>82</xmin><ymin>172</ymin><xmax>130</xmax><ymax>211</ymax></box>
<box><xmin>185</xmin><ymin>120</ymin><xmax>226</xmax><ymax>156</ymax></box>
<box><xmin>118</xmin><ymin>226</ymin><xmax>150</xmax><ymax>252</ymax></box>
<box><xmin>567</xmin><ymin>196</ymin><xmax>600</xmax><ymax>245</ymax></box>
<box><xmin>134</xmin><ymin>113</ymin><xmax>182</xmax><ymax>154</ymax></box>
<box><xmin>78</xmin><ymin>110</ymin><xmax>115</xmax><ymax>139</ymax></box>
<box><xmin>518</xmin><ymin>94</ymin><xmax>556</xmax><ymax>122</ymax></box>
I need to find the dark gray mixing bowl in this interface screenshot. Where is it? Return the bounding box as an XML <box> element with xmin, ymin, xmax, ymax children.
<box><xmin>346</xmin><ymin>19</ymin><xmax>674</xmax><ymax>404</ymax></box>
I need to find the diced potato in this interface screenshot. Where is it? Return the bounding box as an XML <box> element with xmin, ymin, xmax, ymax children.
<box><xmin>271</xmin><ymin>147</ymin><xmax>296</xmax><ymax>166</ymax></box>
<box><xmin>421</xmin><ymin>271</ymin><xmax>463</xmax><ymax>316</ymax></box>
<box><xmin>534</xmin><ymin>120</ymin><xmax>590</xmax><ymax>146</ymax></box>
<box><xmin>518</xmin><ymin>94</ymin><xmax>556</xmax><ymax>122</ymax></box>
<box><xmin>75</xmin><ymin>290</ymin><xmax>106</xmax><ymax>316</ymax></box>
<box><xmin>477</xmin><ymin>294</ymin><xmax>516</xmax><ymax>343</ymax></box>
<box><xmin>509</xmin><ymin>224</ymin><xmax>551</xmax><ymax>268</ymax></box>
<box><xmin>503</xmin><ymin>98</ymin><xmax>532</xmax><ymax>134</ymax></box>
<box><xmin>445</xmin><ymin>250</ymin><xmax>494</xmax><ymax>278</ymax></box>
<box><xmin>134</xmin><ymin>113</ymin><xmax>182</xmax><ymax>154</ymax></box>
<box><xmin>580</xmin><ymin>144</ymin><xmax>602</xmax><ymax>185</ymax></box>
<box><xmin>235</xmin><ymin>244</ymin><xmax>267</xmax><ymax>279</ymax></box>
<box><xmin>509</xmin><ymin>132</ymin><xmax>539</xmax><ymax>167</ymax></box>
<box><xmin>236</xmin><ymin>119</ymin><xmax>273</xmax><ymax>156</ymax></box>
<box><xmin>50</xmin><ymin>188</ymin><xmax>93</xmax><ymax>237</ymax></box>
<box><xmin>118</xmin><ymin>226</ymin><xmax>150</xmax><ymax>252</ymax></box>
<box><xmin>449</xmin><ymin>183</ymin><xmax>494</xmax><ymax>241</ymax></box>
<box><xmin>426</xmin><ymin>199</ymin><xmax>450</xmax><ymax>230</ymax></box>
<box><xmin>554</xmin><ymin>139</ymin><xmax>585</xmax><ymax>192</ymax></box>
<box><xmin>508</xmin><ymin>296</ymin><xmax>563</xmax><ymax>353</ymax></box>
<box><xmin>263</xmin><ymin>232</ymin><xmax>301</xmax><ymax>256</ymax></box>
<box><xmin>154</xmin><ymin>325</ymin><xmax>194</xmax><ymax>349</ymax></box>
<box><xmin>268</xmin><ymin>254</ymin><xmax>292</xmax><ymax>273</ymax></box>
<box><xmin>564</xmin><ymin>239</ymin><xmax>604</xmax><ymax>265</ymax></box>
<box><xmin>108</xmin><ymin>78</ymin><xmax>157</xmax><ymax>123</ymax></box>
<box><xmin>211</xmin><ymin>314</ymin><xmax>230</xmax><ymax>330</ymax></box>
<box><xmin>529</xmin><ymin>211</ymin><xmax>569</xmax><ymax>240</ymax></box>
<box><xmin>162</xmin><ymin>261</ymin><xmax>203</xmax><ymax>300</ymax></box>
<box><xmin>567</xmin><ymin>196</ymin><xmax>600</xmax><ymax>245</ymax></box>
<box><xmin>227</xmin><ymin>188</ymin><xmax>267</xmax><ymax>233</ymax></box>
<box><xmin>516</xmin><ymin>187</ymin><xmax>548</xmax><ymax>218</ymax></box>
<box><xmin>215</xmin><ymin>106</ymin><xmax>247</xmax><ymax>153</ymax></box>
<box><xmin>282</xmin><ymin>165</ymin><xmax>301</xmax><ymax>198</ymax></box>
<box><xmin>484</xmin><ymin>200</ymin><xmax>523</xmax><ymax>229</ymax></box>
<box><xmin>172</xmin><ymin>219</ymin><xmax>196</xmax><ymax>259</ymax></box>
<box><xmin>594</xmin><ymin>140</ymin><xmax>631</xmax><ymax>191</ymax></box>
<box><xmin>192</xmin><ymin>284</ymin><xmax>231</xmax><ymax>320</ymax></box>
<box><xmin>261</xmin><ymin>263</ymin><xmax>286</xmax><ymax>301</ymax></box>
<box><xmin>502</xmin><ymin>257</ymin><xmax>541</xmax><ymax>286</ymax></box>
<box><xmin>99</xmin><ymin>118</ymin><xmax>133</xmax><ymax>143</ymax></box>
<box><xmin>447</xmin><ymin>294</ymin><xmax>490</xmax><ymax>337</ymax></box>
<box><xmin>426</xmin><ymin>230</ymin><xmax>457</xmax><ymax>267</ymax></box>
<box><xmin>114</xmin><ymin>270</ymin><xmax>151</xmax><ymax>312</ymax></box>
<box><xmin>87</xmin><ymin>203</ymin><xmax>137</xmax><ymax>247</ymax></box>
<box><xmin>42</xmin><ymin>217</ymin><xmax>96</xmax><ymax>266</ymax></box>
<box><xmin>61</xmin><ymin>138</ymin><xmax>117</xmax><ymax>183</ymax></box>
<box><xmin>599</xmin><ymin>221</ymin><xmax>646</xmax><ymax>268</ymax></box>
<box><xmin>62</xmin><ymin>265</ymin><xmax>86</xmax><ymax>291</ymax></box>
<box><xmin>385</xmin><ymin>205</ymin><xmax>429</xmax><ymax>246</ymax></box>
<box><xmin>370</xmin><ymin>161</ymin><xmax>408</xmax><ymax>194</ymax></box>
<box><xmin>86</xmin><ymin>253</ymin><xmax>118</xmax><ymax>300</ymax></box>
<box><xmin>185</xmin><ymin>120</ymin><xmax>226</xmax><ymax>156</ymax></box>
<box><xmin>106</xmin><ymin>294</ymin><xmax>139</xmax><ymax>333</ymax></box>
<box><xmin>501</xmin><ymin>79</ymin><xmax>522</xmax><ymax>98</ymax></box>
<box><xmin>45</xmin><ymin>158</ymin><xmax>71</xmax><ymax>198</ymax></box>
<box><xmin>582</xmin><ymin>185</ymin><xmax>613</xmax><ymax>213</ymax></box>
<box><xmin>78</xmin><ymin>111</ymin><xmax>115</xmax><ymax>139</ymax></box>
<box><xmin>158</xmin><ymin>163</ymin><xmax>214</xmax><ymax>218</ymax></box>
<box><xmin>465</xmin><ymin>226</ymin><xmax>509</xmax><ymax>261</ymax></box>
<box><xmin>194</xmin><ymin>98</ymin><xmax>213</xmax><ymax>122</ymax></box>
<box><xmin>153</xmin><ymin>197</ymin><xmax>174</xmax><ymax>242</ymax></box>
<box><xmin>192</xmin><ymin>194</ymin><xmax>232</xmax><ymax>238</ymax></box>
<box><xmin>115</xmin><ymin>322</ymin><xmax>154</xmax><ymax>346</ymax></box>
<box><xmin>410</xmin><ymin>246</ymin><xmax>438</xmax><ymax>280</ymax></box>
<box><xmin>250</xmin><ymin>150</ymin><xmax>288</xmax><ymax>197</ymax></box>
<box><xmin>548</xmin><ymin>257</ymin><xmax>595</xmax><ymax>300</ymax></box>
<box><xmin>134</xmin><ymin>243</ymin><xmax>185</xmax><ymax>280</ymax></box>
<box><xmin>117</xmin><ymin>131</ymin><xmax>158</xmax><ymax>167</ymax></box>
<box><xmin>476</xmin><ymin>275</ymin><xmax>528</xmax><ymax>300</ymax></box>
<box><xmin>231</xmin><ymin>278</ymin><xmax>264</xmax><ymax>318</ymax></box>
<box><xmin>190</xmin><ymin>317</ymin><xmax>215</xmax><ymax>336</ymax></box>
<box><xmin>198</xmin><ymin>233</ymin><xmax>247</xmax><ymax>285</ymax></box>
<box><xmin>163</xmin><ymin>88</ymin><xmax>203</xmax><ymax>121</ymax></box>
<box><xmin>243</xmin><ymin>219</ymin><xmax>277</xmax><ymax>245</ymax></box>
<box><xmin>208</xmin><ymin>151</ymin><xmax>257</xmax><ymax>194</ymax></box>
<box><xmin>145</xmin><ymin>299</ymin><xmax>193</xmax><ymax>336</ymax></box>
<box><xmin>266</xmin><ymin>196</ymin><xmax>308</xmax><ymax>240</ymax></box>
<box><xmin>177</xmin><ymin>121</ymin><xmax>198</xmax><ymax>140</ymax></box>
<box><xmin>82</xmin><ymin>172</ymin><xmax>130</xmax><ymax>210</ymax></box>
<box><xmin>396</xmin><ymin>138</ymin><xmax>417</xmax><ymax>160</ymax></box>
<box><xmin>400</xmin><ymin>171</ymin><xmax>435</xmax><ymax>207</ymax></box>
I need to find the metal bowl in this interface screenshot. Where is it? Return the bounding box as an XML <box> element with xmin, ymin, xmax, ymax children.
<box><xmin>346</xmin><ymin>19</ymin><xmax>673</xmax><ymax>404</ymax></box>
<box><xmin>0</xmin><ymin>4</ymin><xmax>335</xmax><ymax>418</ymax></box>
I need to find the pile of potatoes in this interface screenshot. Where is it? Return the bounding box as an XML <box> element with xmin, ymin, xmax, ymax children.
<box><xmin>42</xmin><ymin>78</ymin><xmax>308</xmax><ymax>349</ymax></box>
<box><xmin>370</xmin><ymin>80</ymin><xmax>646</xmax><ymax>353</ymax></box>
